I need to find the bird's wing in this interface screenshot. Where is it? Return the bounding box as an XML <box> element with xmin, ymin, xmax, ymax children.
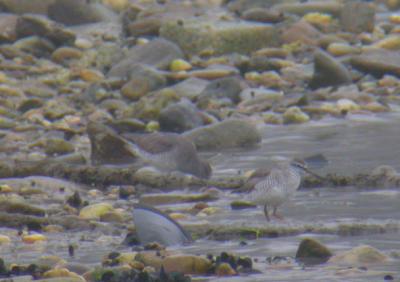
<box><xmin>239</xmin><ymin>168</ymin><xmax>272</xmax><ymax>193</ymax></box>
<box><xmin>123</xmin><ymin>133</ymin><xmax>178</xmax><ymax>154</ymax></box>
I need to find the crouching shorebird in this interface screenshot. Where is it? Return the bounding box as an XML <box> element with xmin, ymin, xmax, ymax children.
<box><xmin>87</xmin><ymin>122</ymin><xmax>212</xmax><ymax>179</ymax></box>
<box><xmin>245</xmin><ymin>158</ymin><xmax>323</xmax><ymax>221</ymax></box>
<box><xmin>123</xmin><ymin>132</ymin><xmax>212</xmax><ymax>179</ymax></box>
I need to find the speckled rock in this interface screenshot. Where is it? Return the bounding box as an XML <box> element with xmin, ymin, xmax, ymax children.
<box><xmin>295</xmin><ymin>238</ymin><xmax>333</xmax><ymax>265</ymax></box>
<box><xmin>329</xmin><ymin>245</ymin><xmax>388</xmax><ymax>265</ymax></box>
<box><xmin>108</xmin><ymin>38</ymin><xmax>184</xmax><ymax>77</ymax></box>
<box><xmin>159</xmin><ymin>99</ymin><xmax>204</xmax><ymax>133</ymax></box>
<box><xmin>160</xmin><ymin>19</ymin><xmax>280</xmax><ymax>56</ymax></box>
<box><xmin>340</xmin><ymin>2</ymin><xmax>375</xmax><ymax>33</ymax></box>
<box><xmin>309</xmin><ymin>49</ymin><xmax>352</xmax><ymax>89</ymax></box>
<box><xmin>184</xmin><ymin>119</ymin><xmax>261</xmax><ymax>150</ymax></box>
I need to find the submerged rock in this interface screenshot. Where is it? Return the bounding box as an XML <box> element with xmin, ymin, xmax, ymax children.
<box><xmin>295</xmin><ymin>238</ymin><xmax>333</xmax><ymax>265</ymax></box>
<box><xmin>329</xmin><ymin>245</ymin><xmax>388</xmax><ymax>266</ymax></box>
<box><xmin>184</xmin><ymin>119</ymin><xmax>261</xmax><ymax>150</ymax></box>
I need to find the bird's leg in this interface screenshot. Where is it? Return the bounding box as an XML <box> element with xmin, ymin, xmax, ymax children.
<box><xmin>272</xmin><ymin>207</ymin><xmax>284</xmax><ymax>220</ymax></box>
<box><xmin>263</xmin><ymin>204</ymin><xmax>270</xmax><ymax>221</ymax></box>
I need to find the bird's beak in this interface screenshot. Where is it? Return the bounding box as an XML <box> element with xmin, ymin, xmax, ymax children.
<box><xmin>303</xmin><ymin>167</ymin><xmax>325</xmax><ymax>180</ymax></box>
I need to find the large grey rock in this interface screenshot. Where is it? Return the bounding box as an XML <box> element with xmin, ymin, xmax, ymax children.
<box><xmin>108</xmin><ymin>38</ymin><xmax>183</xmax><ymax>77</ymax></box>
<box><xmin>160</xmin><ymin>19</ymin><xmax>280</xmax><ymax>56</ymax></box>
<box><xmin>309</xmin><ymin>49</ymin><xmax>352</xmax><ymax>89</ymax></box>
<box><xmin>350</xmin><ymin>49</ymin><xmax>400</xmax><ymax>77</ymax></box>
<box><xmin>184</xmin><ymin>119</ymin><xmax>261</xmax><ymax>150</ymax></box>
<box><xmin>340</xmin><ymin>2</ymin><xmax>375</xmax><ymax>33</ymax></box>
<box><xmin>329</xmin><ymin>245</ymin><xmax>388</xmax><ymax>265</ymax></box>
<box><xmin>159</xmin><ymin>99</ymin><xmax>204</xmax><ymax>133</ymax></box>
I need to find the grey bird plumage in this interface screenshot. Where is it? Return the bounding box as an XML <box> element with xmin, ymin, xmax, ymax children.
<box><xmin>124</xmin><ymin>132</ymin><xmax>212</xmax><ymax>179</ymax></box>
<box><xmin>246</xmin><ymin>159</ymin><xmax>322</xmax><ymax>221</ymax></box>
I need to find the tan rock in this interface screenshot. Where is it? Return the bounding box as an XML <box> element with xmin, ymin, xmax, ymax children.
<box><xmin>162</xmin><ymin>255</ymin><xmax>212</xmax><ymax>275</ymax></box>
<box><xmin>329</xmin><ymin>245</ymin><xmax>388</xmax><ymax>265</ymax></box>
<box><xmin>79</xmin><ymin>203</ymin><xmax>114</xmax><ymax>220</ymax></box>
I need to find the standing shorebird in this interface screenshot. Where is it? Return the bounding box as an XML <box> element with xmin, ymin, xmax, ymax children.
<box><xmin>124</xmin><ymin>132</ymin><xmax>212</xmax><ymax>179</ymax></box>
<box><xmin>245</xmin><ymin>159</ymin><xmax>323</xmax><ymax>221</ymax></box>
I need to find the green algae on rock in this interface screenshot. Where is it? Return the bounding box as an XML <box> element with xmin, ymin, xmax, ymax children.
<box><xmin>295</xmin><ymin>238</ymin><xmax>333</xmax><ymax>265</ymax></box>
<box><xmin>160</xmin><ymin>19</ymin><xmax>280</xmax><ymax>56</ymax></box>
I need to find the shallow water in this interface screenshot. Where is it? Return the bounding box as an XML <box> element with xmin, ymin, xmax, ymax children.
<box><xmin>2</xmin><ymin>112</ymin><xmax>400</xmax><ymax>281</ymax></box>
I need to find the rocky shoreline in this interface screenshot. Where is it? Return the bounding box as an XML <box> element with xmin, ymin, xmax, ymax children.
<box><xmin>1</xmin><ymin>0</ymin><xmax>400</xmax><ymax>281</ymax></box>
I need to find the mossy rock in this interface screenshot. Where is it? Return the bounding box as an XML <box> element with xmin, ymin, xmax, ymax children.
<box><xmin>295</xmin><ymin>238</ymin><xmax>332</xmax><ymax>265</ymax></box>
<box><xmin>162</xmin><ymin>255</ymin><xmax>212</xmax><ymax>275</ymax></box>
<box><xmin>160</xmin><ymin>19</ymin><xmax>280</xmax><ymax>56</ymax></box>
